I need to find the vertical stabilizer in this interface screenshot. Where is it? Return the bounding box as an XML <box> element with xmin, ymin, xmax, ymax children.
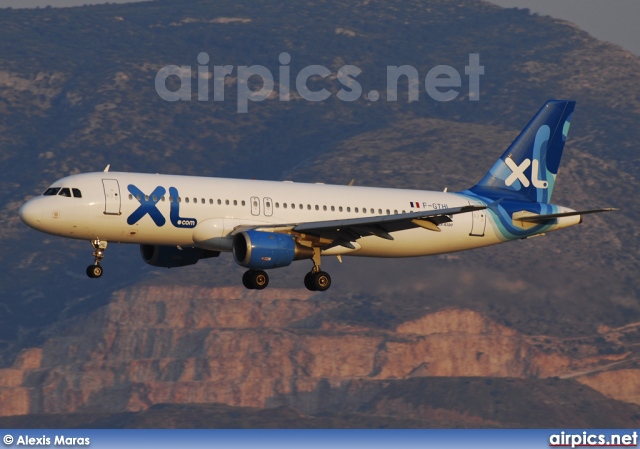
<box><xmin>469</xmin><ymin>100</ymin><xmax>575</xmax><ymax>203</ymax></box>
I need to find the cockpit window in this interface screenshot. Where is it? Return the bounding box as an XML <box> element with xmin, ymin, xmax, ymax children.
<box><xmin>43</xmin><ymin>187</ymin><xmax>60</xmax><ymax>196</ymax></box>
<box><xmin>58</xmin><ymin>188</ymin><xmax>71</xmax><ymax>197</ymax></box>
<box><xmin>72</xmin><ymin>188</ymin><xmax>82</xmax><ymax>198</ymax></box>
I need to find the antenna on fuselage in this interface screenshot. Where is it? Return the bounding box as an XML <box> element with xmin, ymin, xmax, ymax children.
<box><xmin>103</xmin><ymin>164</ymin><xmax>110</xmax><ymax>173</ymax></box>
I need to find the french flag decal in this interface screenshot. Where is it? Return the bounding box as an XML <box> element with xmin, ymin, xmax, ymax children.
<box><xmin>410</xmin><ymin>201</ymin><xmax>420</xmax><ymax>208</ymax></box>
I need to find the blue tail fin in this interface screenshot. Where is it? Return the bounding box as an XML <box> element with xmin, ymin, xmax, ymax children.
<box><xmin>468</xmin><ymin>100</ymin><xmax>575</xmax><ymax>203</ymax></box>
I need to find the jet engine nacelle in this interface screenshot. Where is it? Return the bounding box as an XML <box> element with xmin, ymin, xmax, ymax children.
<box><xmin>140</xmin><ymin>244</ymin><xmax>220</xmax><ymax>268</ymax></box>
<box><xmin>232</xmin><ymin>230</ymin><xmax>314</xmax><ymax>269</ymax></box>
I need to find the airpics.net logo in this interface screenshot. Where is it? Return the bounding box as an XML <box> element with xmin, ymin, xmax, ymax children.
<box><xmin>155</xmin><ymin>52</ymin><xmax>484</xmax><ymax>113</ymax></box>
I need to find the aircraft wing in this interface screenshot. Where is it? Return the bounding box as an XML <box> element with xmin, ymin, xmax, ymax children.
<box><xmin>231</xmin><ymin>205</ymin><xmax>485</xmax><ymax>250</ymax></box>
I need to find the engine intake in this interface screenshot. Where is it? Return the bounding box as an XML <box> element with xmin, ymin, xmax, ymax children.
<box><xmin>140</xmin><ymin>245</ymin><xmax>220</xmax><ymax>268</ymax></box>
<box><xmin>233</xmin><ymin>230</ymin><xmax>313</xmax><ymax>269</ymax></box>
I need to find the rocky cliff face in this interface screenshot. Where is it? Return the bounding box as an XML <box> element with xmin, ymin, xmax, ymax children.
<box><xmin>0</xmin><ymin>284</ymin><xmax>637</xmax><ymax>422</ymax></box>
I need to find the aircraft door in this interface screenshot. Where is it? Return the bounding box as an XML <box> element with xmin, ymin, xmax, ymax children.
<box><xmin>263</xmin><ymin>197</ymin><xmax>273</xmax><ymax>217</ymax></box>
<box><xmin>250</xmin><ymin>196</ymin><xmax>260</xmax><ymax>216</ymax></box>
<box><xmin>102</xmin><ymin>179</ymin><xmax>121</xmax><ymax>215</ymax></box>
<box><xmin>469</xmin><ymin>202</ymin><xmax>486</xmax><ymax>237</ymax></box>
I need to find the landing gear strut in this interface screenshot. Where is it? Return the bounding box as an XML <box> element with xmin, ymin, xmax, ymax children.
<box><xmin>304</xmin><ymin>247</ymin><xmax>331</xmax><ymax>292</ymax></box>
<box><xmin>242</xmin><ymin>269</ymin><xmax>269</xmax><ymax>290</ymax></box>
<box><xmin>86</xmin><ymin>239</ymin><xmax>107</xmax><ymax>278</ymax></box>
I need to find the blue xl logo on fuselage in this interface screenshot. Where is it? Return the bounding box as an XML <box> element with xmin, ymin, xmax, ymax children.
<box><xmin>168</xmin><ymin>187</ymin><xmax>198</xmax><ymax>228</ymax></box>
<box><xmin>127</xmin><ymin>185</ymin><xmax>198</xmax><ymax>228</ymax></box>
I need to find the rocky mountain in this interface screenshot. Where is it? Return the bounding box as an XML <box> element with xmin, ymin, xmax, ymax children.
<box><xmin>0</xmin><ymin>284</ymin><xmax>639</xmax><ymax>427</ymax></box>
<box><xmin>0</xmin><ymin>0</ymin><xmax>639</xmax><ymax>426</ymax></box>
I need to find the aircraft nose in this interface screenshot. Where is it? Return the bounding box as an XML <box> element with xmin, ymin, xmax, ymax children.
<box><xmin>19</xmin><ymin>199</ymin><xmax>42</xmax><ymax>229</ymax></box>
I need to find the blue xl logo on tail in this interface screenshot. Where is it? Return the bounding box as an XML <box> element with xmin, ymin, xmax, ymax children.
<box><xmin>127</xmin><ymin>185</ymin><xmax>197</xmax><ymax>228</ymax></box>
<box><xmin>504</xmin><ymin>157</ymin><xmax>548</xmax><ymax>189</ymax></box>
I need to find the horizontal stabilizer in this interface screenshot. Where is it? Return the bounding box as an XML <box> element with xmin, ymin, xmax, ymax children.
<box><xmin>515</xmin><ymin>208</ymin><xmax>618</xmax><ymax>223</ymax></box>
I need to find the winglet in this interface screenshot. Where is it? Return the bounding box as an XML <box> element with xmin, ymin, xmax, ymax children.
<box><xmin>103</xmin><ymin>164</ymin><xmax>110</xmax><ymax>173</ymax></box>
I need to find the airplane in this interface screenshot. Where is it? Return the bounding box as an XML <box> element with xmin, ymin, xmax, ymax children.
<box><xmin>19</xmin><ymin>100</ymin><xmax>616</xmax><ymax>291</ymax></box>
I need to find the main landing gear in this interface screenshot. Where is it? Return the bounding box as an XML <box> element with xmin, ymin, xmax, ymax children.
<box><xmin>239</xmin><ymin>247</ymin><xmax>332</xmax><ymax>292</ymax></box>
<box><xmin>86</xmin><ymin>239</ymin><xmax>107</xmax><ymax>278</ymax></box>
<box><xmin>304</xmin><ymin>270</ymin><xmax>331</xmax><ymax>291</ymax></box>
<box><xmin>242</xmin><ymin>269</ymin><xmax>269</xmax><ymax>290</ymax></box>
<box><xmin>304</xmin><ymin>247</ymin><xmax>331</xmax><ymax>292</ymax></box>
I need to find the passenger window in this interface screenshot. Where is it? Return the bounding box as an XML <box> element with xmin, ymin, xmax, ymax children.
<box><xmin>370</xmin><ymin>208</ymin><xmax>374</xmax><ymax>214</ymax></box>
<box><xmin>58</xmin><ymin>188</ymin><xmax>71</xmax><ymax>197</ymax></box>
<box><xmin>128</xmin><ymin>194</ymin><xmax>133</xmax><ymax>200</ymax></box>
<box><xmin>386</xmin><ymin>209</ymin><xmax>390</xmax><ymax>215</ymax></box>
<box><xmin>346</xmin><ymin>207</ymin><xmax>351</xmax><ymax>212</ymax></box>
<box><xmin>209</xmin><ymin>199</ymin><xmax>213</xmax><ymax>204</ymax></box>
<box><xmin>234</xmin><ymin>200</ymin><xmax>238</xmax><ymax>206</ymax></box>
<box><xmin>394</xmin><ymin>210</ymin><xmax>398</xmax><ymax>214</ymax></box>
<box><xmin>193</xmin><ymin>198</ymin><xmax>197</xmax><ymax>203</ymax></box>
<box><xmin>201</xmin><ymin>198</ymin><xmax>205</xmax><ymax>204</ymax></box>
<box><xmin>292</xmin><ymin>204</ymin><xmax>296</xmax><ymax>209</ymax></box>
<box><xmin>152</xmin><ymin>195</ymin><xmax>157</xmax><ymax>202</ymax></box>
<box><xmin>276</xmin><ymin>202</ymin><xmax>280</xmax><ymax>208</ymax></box>
<box><xmin>242</xmin><ymin>200</ymin><xmax>246</xmax><ymax>206</ymax></box>
<box><xmin>178</xmin><ymin>197</ymin><xmax>182</xmax><ymax>203</ymax></box>
<box><xmin>299</xmin><ymin>204</ymin><xmax>303</xmax><ymax>210</ymax></box>
<box><xmin>283</xmin><ymin>203</ymin><xmax>288</xmax><ymax>209</ymax></box>
<box><xmin>307</xmin><ymin>204</ymin><xmax>311</xmax><ymax>210</ymax></box>
<box><xmin>217</xmin><ymin>199</ymin><xmax>221</xmax><ymax>205</ymax></box>
<box><xmin>144</xmin><ymin>195</ymin><xmax>149</xmax><ymax>201</ymax></box>
<box><xmin>225</xmin><ymin>200</ymin><xmax>229</xmax><ymax>205</ymax></box>
<box><xmin>378</xmin><ymin>209</ymin><xmax>382</xmax><ymax>214</ymax></box>
<box><xmin>323</xmin><ymin>205</ymin><xmax>327</xmax><ymax>211</ymax></box>
<box><xmin>72</xmin><ymin>188</ymin><xmax>82</xmax><ymax>198</ymax></box>
<box><xmin>169</xmin><ymin>196</ymin><xmax>174</xmax><ymax>203</ymax></box>
<box><xmin>315</xmin><ymin>205</ymin><xmax>319</xmax><ymax>211</ymax></box>
<box><xmin>355</xmin><ymin>207</ymin><xmax>359</xmax><ymax>213</ymax></box>
<box><xmin>161</xmin><ymin>196</ymin><xmax>165</xmax><ymax>202</ymax></box>
<box><xmin>185</xmin><ymin>197</ymin><xmax>190</xmax><ymax>203</ymax></box>
<box><xmin>331</xmin><ymin>206</ymin><xmax>335</xmax><ymax>211</ymax></box>
<box><xmin>43</xmin><ymin>187</ymin><xmax>60</xmax><ymax>196</ymax></box>
<box><xmin>266</xmin><ymin>201</ymin><xmax>271</xmax><ymax>208</ymax></box>
<box><xmin>339</xmin><ymin>206</ymin><xmax>343</xmax><ymax>212</ymax></box>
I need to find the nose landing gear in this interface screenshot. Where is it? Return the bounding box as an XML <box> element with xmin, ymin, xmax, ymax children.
<box><xmin>86</xmin><ymin>239</ymin><xmax>107</xmax><ymax>278</ymax></box>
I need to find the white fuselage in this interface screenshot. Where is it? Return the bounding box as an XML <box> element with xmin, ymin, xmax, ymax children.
<box><xmin>19</xmin><ymin>172</ymin><xmax>580</xmax><ymax>259</ymax></box>
<box><xmin>18</xmin><ymin>100</ymin><xmax>593</xmax><ymax>290</ymax></box>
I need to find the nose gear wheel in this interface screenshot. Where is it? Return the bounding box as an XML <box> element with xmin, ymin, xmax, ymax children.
<box><xmin>86</xmin><ymin>239</ymin><xmax>107</xmax><ymax>278</ymax></box>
